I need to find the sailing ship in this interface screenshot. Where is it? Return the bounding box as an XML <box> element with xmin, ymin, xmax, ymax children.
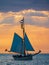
<box><xmin>5</xmin><ymin>17</ymin><xmax>41</xmax><ymax>60</ymax></box>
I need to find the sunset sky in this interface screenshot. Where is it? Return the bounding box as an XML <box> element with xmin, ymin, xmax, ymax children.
<box><xmin>0</xmin><ymin>0</ymin><xmax>49</xmax><ymax>53</ymax></box>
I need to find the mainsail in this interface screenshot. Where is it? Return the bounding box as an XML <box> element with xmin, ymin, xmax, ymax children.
<box><xmin>10</xmin><ymin>33</ymin><xmax>34</xmax><ymax>54</ymax></box>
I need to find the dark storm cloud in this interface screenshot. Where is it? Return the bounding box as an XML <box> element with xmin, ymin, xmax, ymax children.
<box><xmin>0</xmin><ymin>0</ymin><xmax>49</xmax><ymax>12</ymax></box>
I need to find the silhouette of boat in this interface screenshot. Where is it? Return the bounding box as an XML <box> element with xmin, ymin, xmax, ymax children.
<box><xmin>5</xmin><ymin>17</ymin><xmax>41</xmax><ymax>60</ymax></box>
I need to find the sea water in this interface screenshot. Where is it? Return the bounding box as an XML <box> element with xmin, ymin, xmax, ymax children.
<box><xmin>0</xmin><ymin>54</ymin><xmax>49</xmax><ymax>65</ymax></box>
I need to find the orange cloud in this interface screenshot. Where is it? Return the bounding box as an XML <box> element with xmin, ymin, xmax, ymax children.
<box><xmin>0</xmin><ymin>9</ymin><xmax>49</xmax><ymax>24</ymax></box>
<box><xmin>0</xmin><ymin>13</ymin><xmax>4</xmax><ymax>22</ymax></box>
<box><xmin>41</xmin><ymin>11</ymin><xmax>49</xmax><ymax>17</ymax></box>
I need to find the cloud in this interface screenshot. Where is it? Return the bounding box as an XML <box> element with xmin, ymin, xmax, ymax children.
<box><xmin>0</xmin><ymin>13</ymin><xmax>5</xmax><ymax>22</ymax></box>
<box><xmin>0</xmin><ymin>9</ymin><xmax>49</xmax><ymax>28</ymax></box>
<box><xmin>0</xmin><ymin>0</ymin><xmax>49</xmax><ymax>12</ymax></box>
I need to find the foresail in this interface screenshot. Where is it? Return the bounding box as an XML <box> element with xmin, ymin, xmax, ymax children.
<box><xmin>24</xmin><ymin>33</ymin><xmax>35</xmax><ymax>51</ymax></box>
<box><xmin>10</xmin><ymin>33</ymin><xmax>24</xmax><ymax>54</ymax></box>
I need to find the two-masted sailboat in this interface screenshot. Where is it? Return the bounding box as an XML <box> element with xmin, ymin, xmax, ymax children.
<box><xmin>5</xmin><ymin>17</ymin><xmax>41</xmax><ymax>60</ymax></box>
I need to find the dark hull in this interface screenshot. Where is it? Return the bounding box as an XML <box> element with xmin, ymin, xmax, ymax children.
<box><xmin>13</xmin><ymin>55</ymin><xmax>33</xmax><ymax>60</ymax></box>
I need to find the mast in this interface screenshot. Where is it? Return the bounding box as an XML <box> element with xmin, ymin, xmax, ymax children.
<box><xmin>20</xmin><ymin>17</ymin><xmax>25</xmax><ymax>55</ymax></box>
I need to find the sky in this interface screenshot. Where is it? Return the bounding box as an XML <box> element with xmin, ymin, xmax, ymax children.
<box><xmin>0</xmin><ymin>0</ymin><xmax>49</xmax><ymax>53</ymax></box>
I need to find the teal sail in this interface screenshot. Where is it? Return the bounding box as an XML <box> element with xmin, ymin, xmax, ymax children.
<box><xmin>10</xmin><ymin>33</ymin><xmax>34</xmax><ymax>54</ymax></box>
<box><xmin>10</xmin><ymin>33</ymin><xmax>24</xmax><ymax>54</ymax></box>
<box><xmin>24</xmin><ymin>33</ymin><xmax>34</xmax><ymax>51</ymax></box>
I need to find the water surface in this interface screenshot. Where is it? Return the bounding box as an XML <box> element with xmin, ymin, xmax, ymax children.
<box><xmin>0</xmin><ymin>54</ymin><xmax>49</xmax><ymax>65</ymax></box>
